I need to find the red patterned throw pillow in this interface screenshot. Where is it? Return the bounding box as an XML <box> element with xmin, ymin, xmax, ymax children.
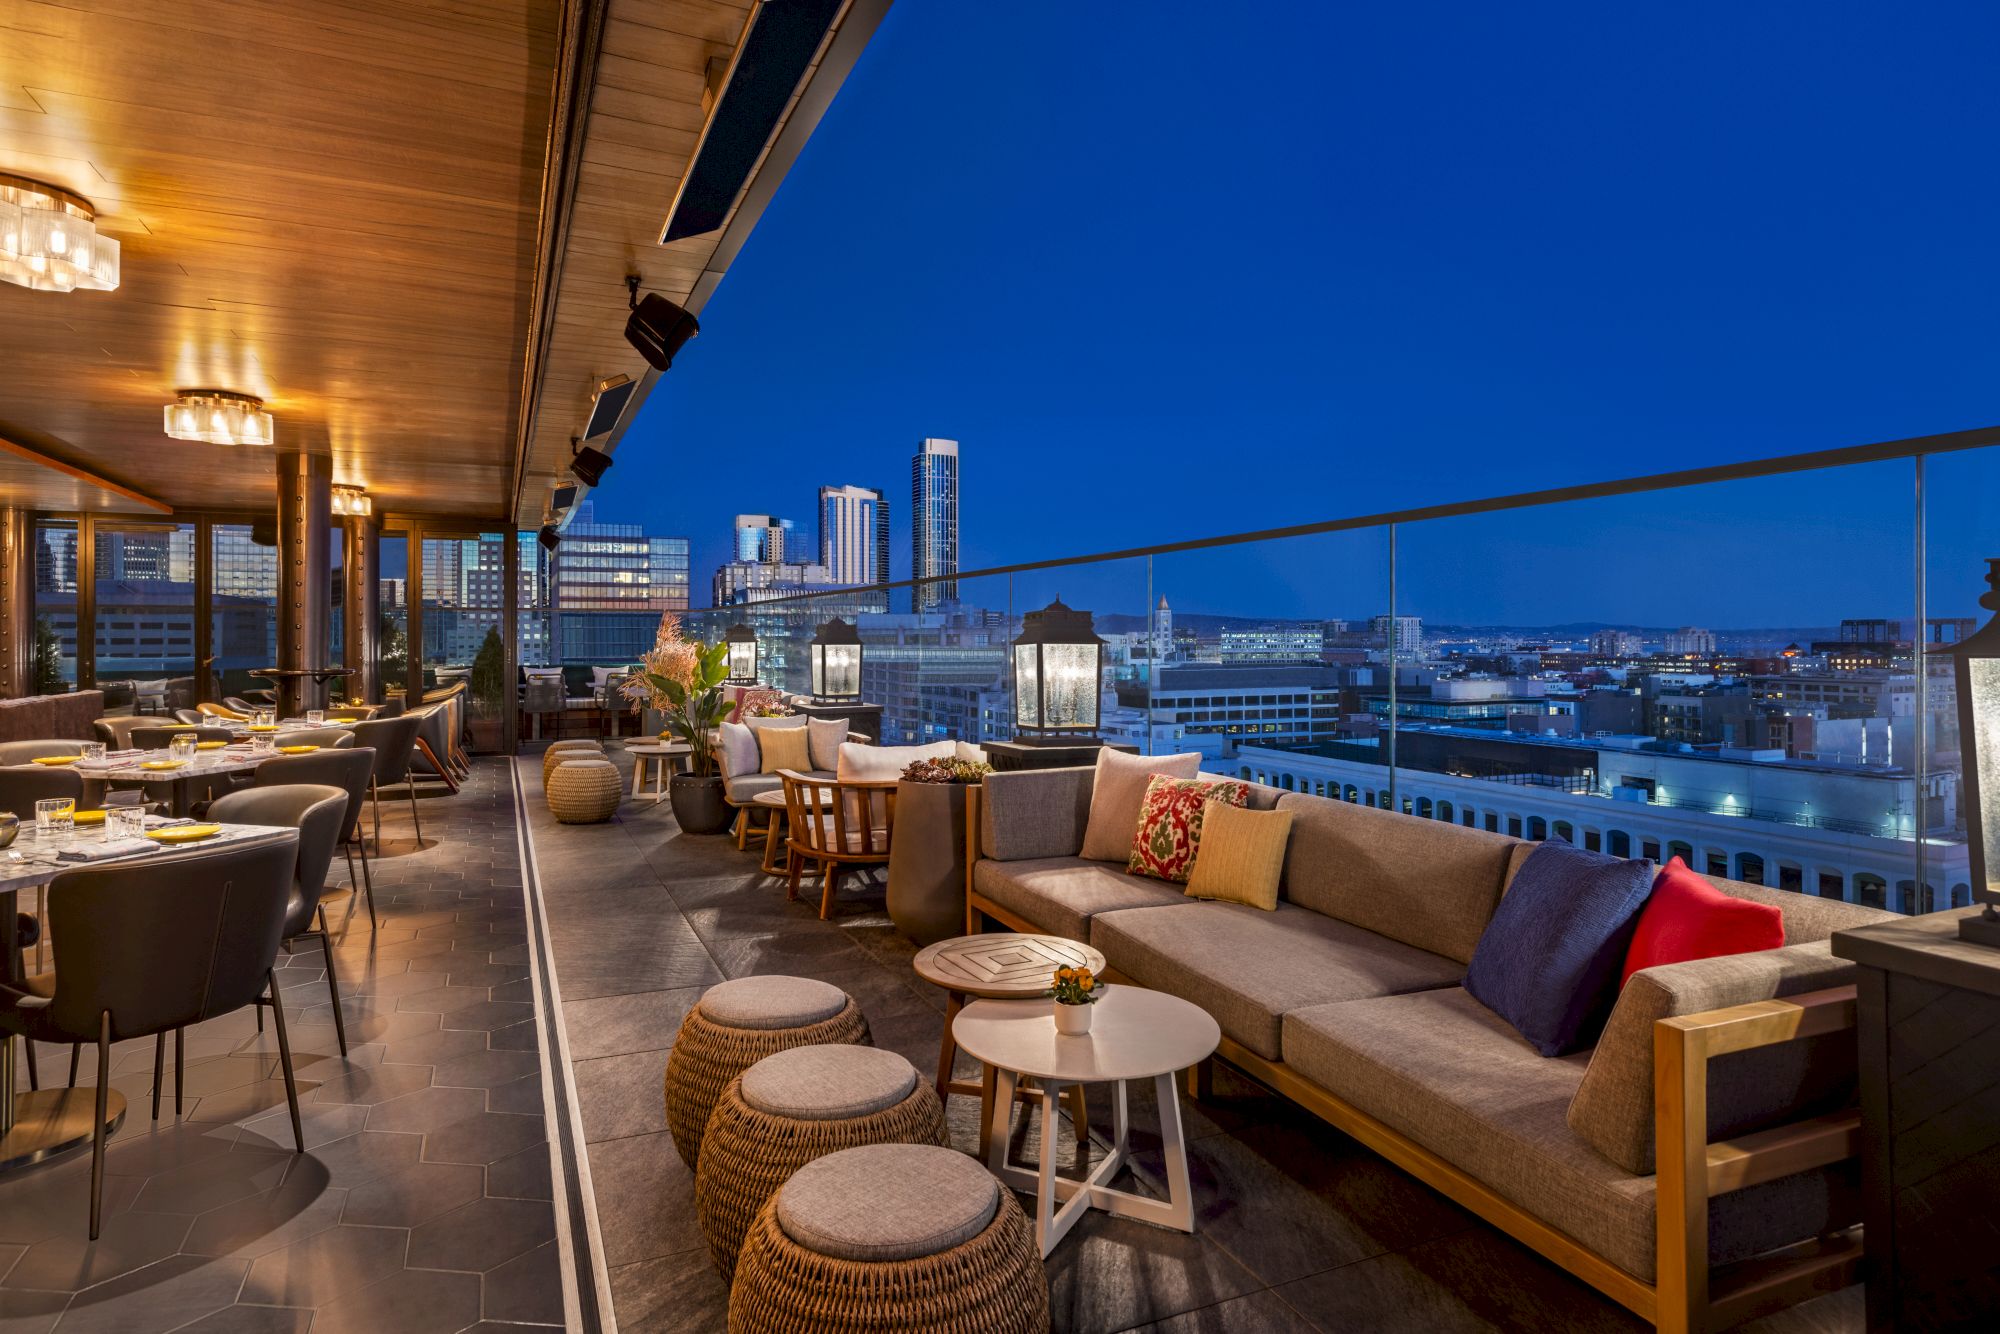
<box><xmin>1129</xmin><ymin>776</ymin><xmax>1251</xmax><ymax>883</ymax></box>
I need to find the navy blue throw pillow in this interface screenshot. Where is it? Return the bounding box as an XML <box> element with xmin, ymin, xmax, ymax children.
<box><xmin>1464</xmin><ymin>841</ymin><xmax>1656</xmax><ymax>1057</ymax></box>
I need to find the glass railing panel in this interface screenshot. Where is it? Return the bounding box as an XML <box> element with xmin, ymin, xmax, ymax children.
<box><xmin>1147</xmin><ymin>528</ymin><xmax>1394</xmax><ymax>779</ymax></box>
<box><xmin>1919</xmin><ymin>443</ymin><xmax>2000</xmax><ymax>915</ymax></box>
<box><xmin>1396</xmin><ymin>459</ymin><xmax>1923</xmax><ymax>909</ymax></box>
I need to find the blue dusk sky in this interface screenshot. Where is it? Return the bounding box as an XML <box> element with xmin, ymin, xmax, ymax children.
<box><xmin>597</xmin><ymin>1</ymin><xmax>2000</xmax><ymax>631</ymax></box>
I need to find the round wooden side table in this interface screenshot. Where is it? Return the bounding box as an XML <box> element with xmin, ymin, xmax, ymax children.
<box><xmin>954</xmin><ymin>986</ymin><xmax>1220</xmax><ymax>1257</ymax></box>
<box><xmin>626</xmin><ymin>741</ymin><xmax>691</xmax><ymax>804</ymax></box>
<box><xmin>912</xmin><ymin>933</ymin><xmax>1105</xmax><ymax>1158</ymax></box>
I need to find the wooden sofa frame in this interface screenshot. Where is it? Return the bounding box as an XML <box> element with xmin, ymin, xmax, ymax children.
<box><xmin>961</xmin><ymin>787</ymin><xmax>1862</xmax><ymax>1333</ymax></box>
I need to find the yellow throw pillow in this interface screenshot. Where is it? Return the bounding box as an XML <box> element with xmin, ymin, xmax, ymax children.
<box><xmin>758</xmin><ymin>724</ymin><xmax>812</xmax><ymax>775</ymax></box>
<box><xmin>1185</xmin><ymin>802</ymin><xmax>1295</xmax><ymax>910</ymax></box>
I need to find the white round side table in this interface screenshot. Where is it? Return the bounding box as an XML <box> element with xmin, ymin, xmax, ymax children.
<box><xmin>951</xmin><ymin>986</ymin><xmax>1219</xmax><ymax>1257</ymax></box>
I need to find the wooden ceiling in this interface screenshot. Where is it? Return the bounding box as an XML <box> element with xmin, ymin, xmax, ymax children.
<box><xmin>0</xmin><ymin>0</ymin><xmax>874</xmax><ymax>527</ymax></box>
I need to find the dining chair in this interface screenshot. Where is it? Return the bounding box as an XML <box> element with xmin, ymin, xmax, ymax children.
<box><xmin>130</xmin><ymin>724</ymin><xmax>234</xmax><ymax>749</ymax></box>
<box><xmin>778</xmin><ymin>770</ymin><xmax>898</xmax><ymax>920</ymax></box>
<box><xmin>92</xmin><ymin>716</ymin><xmax>154</xmax><ymax>749</ymax></box>
<box><xmin>0</xmin><ymin>833</ymin><xmax>303</xmax><ymax>1237</ymax></box>
<box><xmin>406</xmin><ymin>704</ymin><xmax>461</xmax><ymax>794</ymax></box>
<box><xmin>0</xmin><ymin>765</ymin><xmax>87</xmax><ymax>974</ymax></box>
<box><xmin>253</xmin><ymin>748</ymin><xmax>378</xmax><ymax>928</ymax></box>
<box><xmin>208</xmin><ymin>785</ymin><xmax>352</xmax><ymax>1054</ymax></box>
<box><xmin>197</xmin><ymin>701</ymin><xmax>250</xmax><ymax>721</ymax></box>
<box><xmin>347</xmin><ymin>714</ymin><xmax>427</xmax><ymax>847</ymax></box>
<box><xmin>0</xmin><ymin>739</ymin><xmax>85</xmax><ymax>767</ymax></box>
<box><xmin>223</xmin><ymin>696</ymin><xmax>260</xmax><ymax>714</ymax></box>
<box><xmin>171</xmin><ymin>708</ymin><xmax>206</xmax><ymax>725</ymax></box>
<box><xmin>374</xmin><ymin>696</ymin><xmax>406</xmax><ymax>719</ymax></box>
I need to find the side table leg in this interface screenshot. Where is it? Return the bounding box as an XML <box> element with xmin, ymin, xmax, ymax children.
<box><xmin>1064</xmin><ymin>1084</ymin><xmax>1090</xmax><ymax>1176</ymax></box>
<box><xmin>1155</xmin><ymin>1071</ymin><xmax>1195</xmax><ymax>1232</ymax></box>
<box><xmin>935</xmin><ymin>993</ymin><xmax>963</xmax><ymax>1103</ymax></box>
<box><xmin>1035</xmin><ymin>1080</ymin><xmax>1061</xmax><ymax>1256</ymax></box>
<box><xmin>984</xmin><ymin>1066</ymin><xmax>1016</xmax><ymax>1172</ymax></box>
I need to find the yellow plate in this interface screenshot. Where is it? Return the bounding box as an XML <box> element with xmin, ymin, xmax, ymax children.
<box><xmin>139</xmin><ymin>759</ymin><xmax>186</xmax><ymax>771</ymax></box>
<box><xmin>277</xmin><ymin>744</ymin><xmax>319</xmax><ymax>754</ymax></box>
<box><xmin>196</xmin><ymin>740</ymin><xmax>229</xmax><ymax>750</ymax></box>
<box><xmin>73</xmin><ymin>809</ymin><xmax>107</xmax><ymax>826</ymax></box>
<box><xmin>145</xmin><ymin>824</ymin><xmax>223</xmax><ymax>843</ymax></box>
<box><xmin>246</xmin><ymin>725</ymin><xmax>280</xmax><ymax>733</ymax></box>
<box><xmin>32</xmin><ymin>755</ymin><xmax>80</xmax><ymax>765</ymax></box>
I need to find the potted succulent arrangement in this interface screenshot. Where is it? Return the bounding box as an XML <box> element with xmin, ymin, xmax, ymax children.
<box><xmin>621</xmin><ymin>614</ymin><xmax>737</xmax><ymax>835</ymax></box>
<box><xmin>1048</xmin><ymin>965</ymin><xmax>1102</xmax><ymax>1036</ymax></box>
<box><xmin>886</xmin><ymin>756</ymin><xmax>993</xmax><ymax>947</ymax></box>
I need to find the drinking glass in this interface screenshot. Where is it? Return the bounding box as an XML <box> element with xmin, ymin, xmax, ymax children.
<box><xmin>109</xmin><ymin>807</ymin><xmax>146</xmax><ymax>841</ymax></box>
<box><xmin>306</xmin><ymin>709</ymin><xmax>325</xmax><ymax>726</ymax></box>
<box><xmin>80</xmin><ymin>741</ymin><xmax>106</xmax><ymax>764</ymax></box>
<box><xmin>255</xmin><ymin>708</ymin><xmax>276</xmax><ymax>728</ymax></box>
<box><xmin>170</xmin><ymin>733</ymin><xmax>197</xmax><ymax>764</ymax></box>
<box><xmin>250</xmin><ymin>731</ymin><xmax>277</xmax><ymax>754</ymax></box>
<box><xmin>35</xmin><ymin>797</ymin><xmax>75</xmax><ymax>841</ymax></box>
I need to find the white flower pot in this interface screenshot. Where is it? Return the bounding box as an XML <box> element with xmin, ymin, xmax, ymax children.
<box><xmin>1053</xmin><ymin>1000</ymin><xmax>1094</xmax><ymax>1036</ymax></box>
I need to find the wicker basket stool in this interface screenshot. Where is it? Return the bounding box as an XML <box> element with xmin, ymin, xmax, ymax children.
<box><xmin>665</xmin><ymin>975</ymin><xmax>870</xmax><ymax>1171</ymax></box>
<box><xmin>542</xmin><ymin>739</ymin><xmax>605</xmax><ymax>782</ymax></box>
<box><xmin>698</xmin><ymin>1044</ymin><xmax>948</xmax><ymax>1282</ymax></box>
<box><xmin>547</xmin><ymin>756</ymin><xmax>622</xmax><ymax>823</ymax></box>
<box><xmin>728</xmin><ymin>1143</ymin><xmax>1048</xmax><ymax>1334</ymax></box>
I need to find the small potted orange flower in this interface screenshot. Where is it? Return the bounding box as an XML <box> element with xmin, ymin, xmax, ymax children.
<box><xmin>1048</xmin><ymin>965</ymin><xmax>1102</xmax><ymax>1036</ymax></box>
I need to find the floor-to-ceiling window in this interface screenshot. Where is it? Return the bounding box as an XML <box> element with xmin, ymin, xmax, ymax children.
<box><xmin>93</xmin><ymin>520</ymin><xmax>197</xmax><ymax>715</ymax></box>
<box><xmin>210</xmin><ymin>521</ymin><xmax>277</xmax><ymax>702</ymax></box>
<box><xmin>420</xmin><ymin>531</ymin><xmax>510</xmax><ymax>751</ymax></box>
<box><xmin>30</xmin><ymin>517</ymin><xmax>79</xmax><ymax>692</ymax></box>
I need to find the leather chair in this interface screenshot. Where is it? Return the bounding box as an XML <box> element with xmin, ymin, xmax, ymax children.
<box><xmin>172</xmin><ymin>708</ymin><xmax>206</xmax><ymax>725</ymax></box>
<box><xmin>0</xmin><ymin>834</ymin><xmax>303</xmax><ymax>1236</ymax></box>
<box><xmin>374</xmin><ymin>696</ymin><xmax>406</xmax><ymax>719</ymax></box>
<box><xmin>0</xmin><ymin>766</ymin><xmax>86</xmax><ymax>973</ymax></box>
<box><xmin>93</xmin><ymin>716</ymin><xmax>154</xmax><ymax>749</ymax></box>
<box><xmin>407</xmin><ymin>704</ymin><xmax>460</xmax><ymax>794</ymax></box>
<box><xmin>198</xmin><ymin>701</ymin><xmax>251</xmax><ymax>721</ymax></box>
<box><xmin>0</xmin><ymin>739</ymin><xmax>84</xmax><ymax>767</ymax></box>
<box><xmin>130</xmin><ymin>724</ymin><xmax>234</xmax><ymax>749</ymax></box>
<box><xmin>268</xmin><ymin>727</ymin><xmax>357</xmax><ymax>750</ymax></box>
<box><xmin>208</xmin><ymin>785</ymin><xmax>352</xmax><ymax>1054</ymax></box>
<box><xmin>254</xmin><ymin>748</ymin><xmax>378</xmax><ymax>928</ymax></box>
<box><xmin>347</xmin><ymin>714</ymin><xmax>426</xmax><ymax>847</ymax></box>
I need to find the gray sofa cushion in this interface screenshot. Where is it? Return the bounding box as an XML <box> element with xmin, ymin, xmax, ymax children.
<box><xmin>1091</xmin><ymin>902</ymin><xmax>1464</xmax><ymax>1060</ymax></box>
<box><xmin>978</xmin><ymin>766</ymin><xmax>1096</xmax><ymax>861</ymax></box>
<box><xmin>1274</xmin><ymin>792</ymin><xmax>1522</xmax><ymax>964</ymax></box>
<box><xmin>1569</xmin><ymin>938</ymin><xmax>1887</xmax><ymax>1176</ymax></box>
<box><xmin>1282</xmin><ymin>987</ymin><xmax>1857</xmax><ymax>1283</ymax></box>
<box><xmin>724</xmin><ymin>769</ymin><xmax>833</xmax><ymax>802</ymax></box>
<box><xmin>971</xmin><ymin>855</ymin><xmax>1191</xmax><ymax>942</ymax></box>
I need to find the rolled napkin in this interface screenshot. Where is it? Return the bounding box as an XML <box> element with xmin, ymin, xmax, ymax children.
<box><xmin>55</xmin><ymin>838</ymin><xmax>161</xmax><ymax>862</ymax></box>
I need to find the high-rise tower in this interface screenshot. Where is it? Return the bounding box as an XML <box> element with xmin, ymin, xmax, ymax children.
<box><xmin>818</xmin><ymin>485</ymin><xmax>887</xmax><ymax>587</ymax></box>
<box><xmin>911</xmin><ymin>437</ymin><xmax>958</xmax><ymax>612</ymax></box>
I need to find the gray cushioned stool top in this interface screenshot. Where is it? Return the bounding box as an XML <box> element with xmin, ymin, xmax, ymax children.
<box><xmin>555</xmin><ymin>756</ymin><xmax>616</xmax><ymax>769</ymax></box>
<box><xmin>741</xmin><ymin>1045</ymin><xmax>918</xmax><ymax>1121</ymax></box>
<box><xmin>776</xmin><ymin>1144</ymin><xmax>999</xmax><ymax>1262</ymax></box>
<box><xmin>698</xmin><ymin>975</ymin><xmax>848</xmax><ymax>1030</ymax></box>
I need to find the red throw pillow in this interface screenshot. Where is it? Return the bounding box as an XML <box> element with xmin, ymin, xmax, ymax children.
<box><xmin>1129</xmin><ymin>777</ymin><xmax>1250</xmax><ymax>883</ymax></box>
<box><xmin>1621</xmin><ymin>858</ymin><xmax>1785</xmax><ymax>986</ymax></box>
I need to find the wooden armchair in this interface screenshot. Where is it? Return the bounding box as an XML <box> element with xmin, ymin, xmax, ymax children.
<box><xmin>777</xmin><ymin>770</ymin><xmax>897</xmax><ymax>920</ymax></box>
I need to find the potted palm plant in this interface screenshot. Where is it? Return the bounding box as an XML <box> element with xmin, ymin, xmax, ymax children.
<box><xmin>622</xmin><ymin>615</ymin><xmax>737</xmax><ymax>834</ymax></box>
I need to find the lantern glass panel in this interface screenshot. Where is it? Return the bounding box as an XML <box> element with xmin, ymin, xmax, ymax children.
<box><xmin>821</xmin><ymin>643</ymin><xmax>860</xmax><ymax>698</ymax></box>
<box><xmin>727</xmin><ymin>639</ymin><xmax>758</xmax><ymax>683</ymax></box>
<box><xmin>1014</xmin><ymin>644</ymin><xmax>1041</xmax><ymax>729</ymax></box>
<box><xmin>1042</xmin><ymin>642</ymin><xmax>1098</xmax><ymax>730</ymax></box>
<box><xmin>1973</xmin><ymin>657</ymin><xmax>2000</xmax><ymax>896</ymax></box>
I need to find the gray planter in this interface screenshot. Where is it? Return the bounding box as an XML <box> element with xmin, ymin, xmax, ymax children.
<box><xmin>888</xmin><ymin>780</ymin><xmax>973</xmax><ymax>946</ymax></box>
<box><xmin>669</xmin><ymin>773</ymin><xmax>733</xmax><ymax>835</ymax></box>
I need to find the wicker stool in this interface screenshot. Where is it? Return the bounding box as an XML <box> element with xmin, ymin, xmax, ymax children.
<box><xmin>664</xmin><ymin>976</ymin><xmax>869</xmax><ymax>1171</ymax></box>
<box><xmin>728</xmin><ymin>1143</ymin><xmax>1048</xmax><ymax>1334</ymax></box>
<box><xmin>698</xmin><ymin>1045</ymin><xmax>948</xmax><ymax>1282</ymax></box>
<box><xmin>547</xmin><ymin>756</ymin><xmax>621</xmax><ymax>823</ymax></box>
<box><xmin>542</xmin><ymin>739</ymin><xmax>604</xmax><ymax>782</ymax></box>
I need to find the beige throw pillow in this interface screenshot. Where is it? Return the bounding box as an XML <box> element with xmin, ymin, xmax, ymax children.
<box><xmin>1079</xmin><ymin>749</ymin><xmax>1202</xmax><ymax>863</ymax></box>
<box><xmin>758</xmin><ymin>725</ymin><xmax>812</xmax><ymax>774</ymax></box>
<box><xmin>1185</xmin><ymin>803</ymin><xmax>1295</xmax><ymax>910</ymax></box>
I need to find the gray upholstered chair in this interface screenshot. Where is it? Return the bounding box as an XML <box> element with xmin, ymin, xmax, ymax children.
<box><xmin>130</xmin><ymin>724</ymin><xmax>234</xmax><ymax>749</ymax></box>
<box><xmin>0</xmin><ymin>834</ymin><xmax>304</xmax><ymax>1236</ymax></box>
<box><xmin>93</xmin><ymin>716</ymin><xmax>154</xmax><ymax>749</ymax></box>
<box><xmin>254</xmin><ymin>747</ymin><xmax>379</xmax><ymax>928</ymax></box>
<box><xmin>269</xmin><ymin>727</ymin><xmax>357</xmax><ymax>751</ymax></box>
<box><xmin>347</xmin><ymin>714</ymin><xmax>426</xmax><ymax>846</ymax></box>
<box><xmin>0</xmin><ymin>739</ymin><xmax>85</xmax><ymax>767</ymax></box>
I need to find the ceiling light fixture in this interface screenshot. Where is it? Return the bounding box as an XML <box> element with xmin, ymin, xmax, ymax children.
<box><xmin>163</xmin><ymin>389</ymin><xmax>274</xmax><ymax>446</ymax></box>
<box><xmin>0</xmin><ymin>173</ymin><xmax>120</xmax><ymax>292</ymax></box>
<box><xmin>331</xmin><ymin>485</ymin><xmax>372</xmax><ymax>517</ymax></box>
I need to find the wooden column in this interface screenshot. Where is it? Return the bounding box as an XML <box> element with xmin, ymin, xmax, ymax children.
<box><xmin>275</xmin><ymin>450</ymin><xmax>332</xmax><ymax>716</ymax></box>
<box><xmin>0</xmin><ymin>507</ymin><xmax>35</xmax><ymax>698</ymax></box>
<box><xmin>343</xmin><ymin>514</ymin><xmax>381</xmax><ymax>703</ymax></box>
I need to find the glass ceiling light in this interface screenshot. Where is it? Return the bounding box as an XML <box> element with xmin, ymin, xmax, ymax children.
<box><xmin>0</xmin><ymin>173</ymin><xmax>120</xmax><ymax>293</ymax></box>
<box><xmin>163</xmin><ymin>389</ymin><xmax>275</xmax><ymax>446</ymax></box>
<box><xmin>330</xmin><ymin>485</ymin><xmax>372</xmax><ymax>517</ymax></box>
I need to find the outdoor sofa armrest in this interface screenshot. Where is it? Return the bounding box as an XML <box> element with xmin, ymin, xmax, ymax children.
<box><xmin>972</xmin><ymin>765</ymin><xmax>1095</xmax><ymax>862</ymax></box>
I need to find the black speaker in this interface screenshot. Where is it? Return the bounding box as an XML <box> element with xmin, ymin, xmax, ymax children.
<box><xmin>625</xmin><ymin>294</ymin><xmax>700</xmax><ymax>372</ymax></box>
<box><xmin>538</xmin><ymin>524</ymin><xmax>561</xmax><ymax>553</ymax></box>
<box><xmin>569</xmin><ymin>446</ymin><xmax>613</xmax><ymax>487</ymax></box>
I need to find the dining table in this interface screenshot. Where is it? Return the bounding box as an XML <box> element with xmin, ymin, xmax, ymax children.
<box><xmin>70</xmin><ymin>744</ymin><xmax>278</xmax><ymax>817</ymax></box>
<box><xmin>1</xmin><ymin>817</ymin><xmax>296</xmax><ymax>1174</ymax></box>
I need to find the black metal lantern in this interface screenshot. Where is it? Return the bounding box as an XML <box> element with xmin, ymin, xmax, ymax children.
<box><xmin>808</xmin><ymin>618</ymin><xmax>862</xmax><ymax>704</ymax></box>
<box><xmin>723</xmin><ymin>623</ymin><xmax>760</xmax><ymax>686</ymax></box>
<box><xmin>1012</xmin><ymin>598</ymin><xmax>1105</xmax><ymax>742</ymax></box>
<box><xmin>1957</xmin><ymin>559</ymin><xmax>2000</xmax><ymax>946</ymax></box>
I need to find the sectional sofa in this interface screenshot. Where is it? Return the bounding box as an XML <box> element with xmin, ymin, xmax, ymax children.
<box><xmin>963</xmin><ymin>765</ymin><xmax>1897</xmax><ymax>1333</ymax></box>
